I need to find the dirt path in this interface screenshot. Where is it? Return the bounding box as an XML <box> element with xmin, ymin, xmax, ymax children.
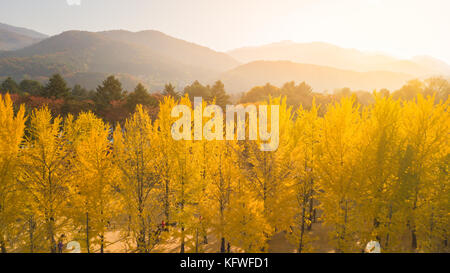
<box><xmin>100</xmin><ymin>221</ymin><xmax>335</xmax><ymax>253</ymax></box>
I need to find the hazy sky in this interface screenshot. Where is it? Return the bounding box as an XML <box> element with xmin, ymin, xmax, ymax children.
<box><xmin>1</xmin><ymin>0</ymin><xmax>449</xmax><ymax>63</ymax></box>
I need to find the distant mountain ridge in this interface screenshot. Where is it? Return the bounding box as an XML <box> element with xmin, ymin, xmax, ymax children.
<box><xmin>0</xmin><ymin>23</ymin><xmax>48</xmax><ymax>39</ymax></box>
<box><xmin>228</xmin><ymin>41</ymin><xmax>450</xmax><ymax>77</ymax></box>
<box><xmin>220</xmin><ymin>60</ymin><xmax>414</xmax><ymax>94</ymax></box>
<box><xmin>411</xmin><ymin>55</ymin><xmax>450</xmax><ymax>75</ymax></box>
<box><xmin>0</xmin><ymin>23</ymin><xmax>446</xmax><ymax>94</ymax></box>
<box><xmin>0</xmin><ymin>22</ymin><xmax>48</xmax><ymax>51</ymax></box>
<box><xmin>0</xmin><ymin>29</ymin><xmax>239</xmax><ymax>91</ymax></box>
<box><xmin>99</xmin><ymin>30</ymin><xmax>238</xmax><ymax>72</ymax></box>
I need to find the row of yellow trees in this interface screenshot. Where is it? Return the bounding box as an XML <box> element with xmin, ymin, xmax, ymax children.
<box><xmin>0</xmin><ymin>93</ymin><xmax>448</xmax><ymax>253</ymax></box>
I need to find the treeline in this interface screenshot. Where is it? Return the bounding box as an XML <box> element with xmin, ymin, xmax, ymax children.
<box><xmin>0</xmin><ymin>91</ymin><xmax>448</xmax><ymax>253</ymax></box>
<box><xmin>240</xmin><ymin>77</ymin><xmax>450</xmax><ymax>108</ymax></box>
<box><xmin>0</xmin><ymin>74</ymin><xmax>161</xmax><ymax>124</ymax></box>
<box><xmin>2</xmin><ymin>74</ymin><xmax>449</xmax><ymax>124</ymax></box>
<box><xmin>0</xmin><ymin>75</ymin><xmax>232</xmax><ymax>125</ymax></box>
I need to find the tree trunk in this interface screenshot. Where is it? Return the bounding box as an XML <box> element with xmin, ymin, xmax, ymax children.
<box><xmin>0</xmin><ymin>239</ymin><xmax>6</xmax><ymax>253</ymax></box>
<box><xmin>411</xmin><ymin>229</ymin><xmax>417</xmax><ymax>251</ymax></box>
<box><xmin>307</xmin><ymin>177</ymin><xmax>314</xmax><ymax>231</ymax></box>
<box><xmin>164</xmin><ymin>177</ymin><xmax>170</xmax><ymax>223</ymax></box>
<box><xmin>373</xmin><ymin>217</ymin><xmax>381</xmax><ymax>241</ymax></box>
<box><xmin>180</xmin><ymin>226</ymin><xmax>185</xmax><ymax>253</ymax></box>
<box><xmin>195</xmin><ymin>228</ymin><xmax>199</xmax><ymax>253</ymax></box>
<box><xmin>100</xmin><ymin>208</ymin><xmax>105</xmax><ymax>253</ymax></box>
<box><xmin>384</xmin><ymin>205</ymin><xmax>393</xmax><ymax>249</ymax></box>
<box><xmin>29</xmin><ymin>232</ymin><xmax>34</xmax><ymax>253</ymax></box>
<box><xmin>137</xmin><ymin>207</ymin><xmax>147</xmax><ymax>253</ymax></box>
<box><xmin>307</xmin><ymin>196</ymin><xmax>314</xmax><ymax>231</ymax></box>
<box><xmin>86</xmin><ymin>212</ymin><xmax>90</xmax><ymax>253</ymax></box>
<box><xmin>100</xmin><ymin>234</ymin><xmax>104</xmax><ymax>253</ymax></box>
<box><xmin>48</xmin><ymin>217</ymin><xmax>56</xmax><ymax>253</ymax></box>
<box><xmin>220</xmin><ymin>237</ymin><xmax>226</xmax><ymax>253</ymax></box>
<box><xmin>298</xmin><ymin>203</ymin><xmax>306</xmax><ymax>253</ymax></box>
<box><xmin>29</xmin><ymin>216</ymin><xmax>35</xmax><ymax>253</ymax></box>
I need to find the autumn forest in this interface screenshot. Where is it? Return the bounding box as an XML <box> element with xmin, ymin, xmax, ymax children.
<box><xmin>0</xmin><ymin>76</ymin><xmax>448</xmax><ymax>253</ymax></box>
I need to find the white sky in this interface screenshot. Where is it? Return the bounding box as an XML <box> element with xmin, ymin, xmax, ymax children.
<box><xmin>0</xmin><ymin>0</ymin><xmax>449</xmax><ymax>63</ymax></box>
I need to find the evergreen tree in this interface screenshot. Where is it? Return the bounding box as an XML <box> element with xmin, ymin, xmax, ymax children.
<box><xmin>0</xmin><ymin>77</ymin><xmax>20</xmax><ymax>94</ymax></box>
<box><xmin>19</xmin><ymin>79</ymin><xmax>43</xmax><ymax>96</ymax></box>
<box><xmin>162</xmin><ymin>83</ymin><xmax>180</xmax><ymax>100</ymax></box>
<box><xmin>208</xmin><ymin>81</ymin><xmax>230</xmax><ymax>109</ymax></box>
<box><xmin>126</xmin><ymin>83</ymin><xmax>157</xmax><ymax>111</ymax></box>
<box><xmin>71</xmin><ymin>84</ymin><xmax>91</xmax><ymax>100</ymax></box>
<box><xmin>41</xmin><ymin>74</ymin><xmax>70</xmax><ymax>99</ymax></box>
<box><xmin>183</xmin><ymin>81</ymin><xmax>210</xmax><ymax>102</ymax></box>
<box><xmin>95</xmin><ymin>76</ymin><xmax>124</xmax><ymax>112</ymax></box>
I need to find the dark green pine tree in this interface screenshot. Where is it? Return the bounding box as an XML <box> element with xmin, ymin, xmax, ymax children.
<box><xmin>162</xmin><ymin>83</ymin><xmax>180</xmax><ymax>100</ymax></box>
<box><xmin>71</xmin><ymin>84</ymin><xmax>92</xmax><ymax>100</ymax></box>
<box><xmin>183</xmin><ymin>80</ymin><xmax>211</xmax><ymax>102</ymax></box>
<box><xmin>94</xmin><ymin>75</ymin><xmax>124</xmax><ymax>111</ymax></box>
<box><xmin>126</xmin><ymin>83</ymin><xmax>157</xmax><ymax>111</ymax></box>
<box><xmin>19</xmin><ymin>79</ymin><xmax>43</xmax><ymax>96</ymax></box>
<box><xmin>208</xmin><ymin>80</ymin><xmax>230</xmax><ymax>109</ymax></box>
<box><xmin>0</xmin><ymin>77</ymin><xmax>20</xmax><ymax>94</ymax></box>
<box><xmin>41</xmin><ymin>74</ymin><xmax>70</xmax><ymax>99</ymax></box>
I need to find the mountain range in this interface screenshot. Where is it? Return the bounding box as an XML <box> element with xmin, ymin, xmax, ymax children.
<box><xmin>0</xmin><ymin>23</ymin><xmax>449</xmax><ymax>93</ymax></box>
<box><xmin>219</xmin><ymin>61</ymin><xmax>413</xmax><ymax>93</ymax></box>
<box><xmin>0</xmin><ymin>23</ymin><xmax>48</xmax><ymax>51</ymax></box>
<box><xmin>228</xmin><ymin>41</ymin><xmax>450</xmax><ymax>77</ymax></box>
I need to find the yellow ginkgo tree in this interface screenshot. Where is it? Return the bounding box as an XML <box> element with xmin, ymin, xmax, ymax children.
<box><xmin>113</xmin><ymin>105</ymin><xmax>162</xmax><ymax>253</ymax></box>
<box><xmin>68</xmin><ymin>112</ymin><xmax>118</xmax><ymax>253</ymax></box>
<box><xmin>19</xmin><ymin>107</ymin><xmax>72</xmax><ymax>253</ymax></box>
<box><xmin>0</xmin><ymin>94</ymin><xmax>26</xmax><ymax>253</ymax></box>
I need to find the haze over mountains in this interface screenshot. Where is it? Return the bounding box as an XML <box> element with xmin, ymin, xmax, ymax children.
<box><xmin>0</xmin><ymin>22</ymin><xmax>449</xmax><ymax>93</ymax></box>
<box><xmin>0</xmin><ymin>29</ymin><xmax>239</xmax><ymax>91</ymax></box>
<box><xmin>0</xmin><ymin>23</ymin><xmax>48</xmax><ymax>51</ymax></box>
<box><xmin>220</xmin><ymin>61</ymin><xmax>413</xmax><ymax>93</ymax></box>
<box><xmin>228</xmin><ymin>41</ymin><xmax>450</xmax><ymax>77</ymax></box>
